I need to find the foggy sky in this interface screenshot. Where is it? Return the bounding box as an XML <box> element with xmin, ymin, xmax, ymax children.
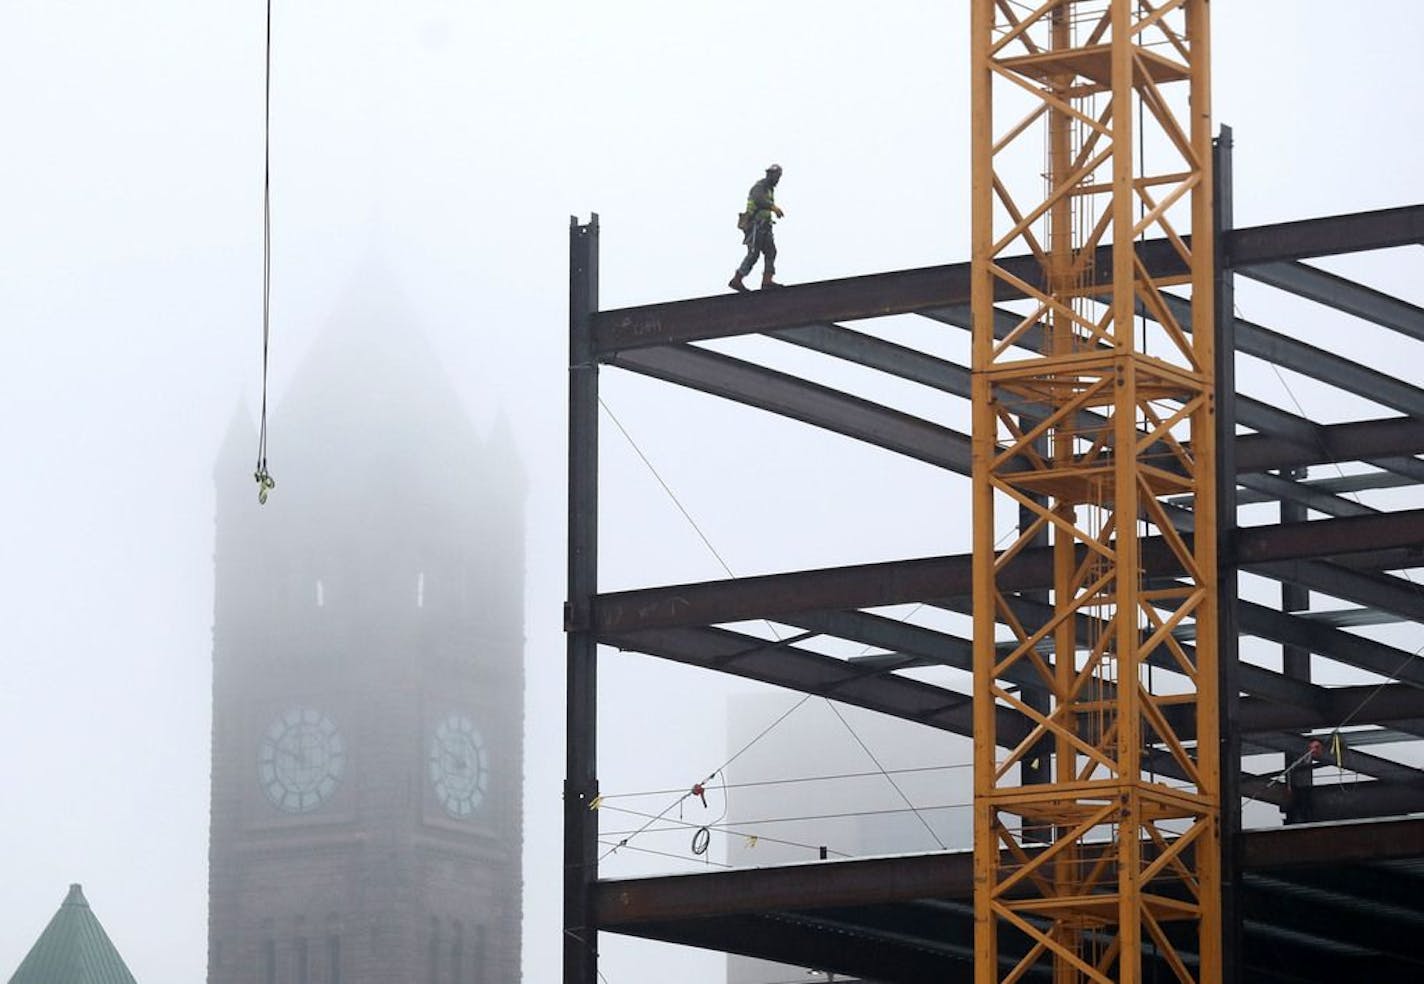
<box><xmin>2</xmin><ymin>3</ymin><xmax>1422</xmax><ymax>982</ymax></box>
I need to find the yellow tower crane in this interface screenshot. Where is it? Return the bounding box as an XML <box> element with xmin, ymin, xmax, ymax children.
<box><xmin>970</xmin><ymin>2</ymin><xmax>1219</xmax><ymax>982</ymax></box>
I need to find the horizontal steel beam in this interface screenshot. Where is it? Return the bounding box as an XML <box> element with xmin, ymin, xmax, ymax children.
<box><xmin>1228</xmin><ymin>204</ymin><xmax>1424</xmax><ymax>266</ymax></box>
<box><xmin>1236</xmin><ymin>684</ymin><xmax>1424</xmax><ymax>732</ymax></box>
<box><xmin>610</xmin><ymin>343</ymin><xmax>974</xmax><ymax>473</ymax></box>
<box><xmin>595</xmin><ymin>814</ymin><xmax>1424</xmax><ymax>923</ymax></box>
<box><xmin>1235</xmin><ymin>416</ymin><xmax>1424</xmax><ymax>472</ymax></box>
<box><xmin>593</xmin><ymin>205</ymin><xmax>1424</xmax><ymax>354</ymax></box>
<box><xmin>1234</xmin><ymin>509</ymin><xmax>1424</xmax><ymax>565</ymax></box>
<box><xmin>1242</xmin><ymin>260</ymin><xmax>1424</xmax><ymax>344</ymax></box>
<box><xmin>593</xmin><ymin>511</ymin><xmax>1424</xmax><ymax>633</ymax></box>
<box><xmin>594</xmin><ymin>851</ymin><xmax>975</xmax><ymax>924</ymax></box>
<box><xmin>1243</xmin><ymin>816</ymin><xmax>1424</xmax><ymax>867</ymax></box>
<box><xmin>598</xmin><ymin>623</ymin><xmax>1029</xmax><ymax>744</ymax></box>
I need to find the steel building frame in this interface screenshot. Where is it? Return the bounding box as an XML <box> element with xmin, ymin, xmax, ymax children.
<box><xmin>565</xmin><ymin>185</ymin><xmax>1424</xmax><ymax>982</ymax></box>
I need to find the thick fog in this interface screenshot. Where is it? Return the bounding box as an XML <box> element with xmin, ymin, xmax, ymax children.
<box><xmin>2</xmin><ymin>2</ymin><xmax>1422</xmax><ymax>982</ymax></box>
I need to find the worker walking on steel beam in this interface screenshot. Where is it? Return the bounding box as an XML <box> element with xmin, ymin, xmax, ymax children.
<box><xmin>729</xmin><ymin>163</ymin><xmax>784</xmax><ymax>291</ymax></box>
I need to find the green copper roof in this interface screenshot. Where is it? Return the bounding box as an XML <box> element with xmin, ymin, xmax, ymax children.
<box><xmin>7</xmin><ymin>884</ymin><xmax>138</xmax><ymax>984</ymax></box>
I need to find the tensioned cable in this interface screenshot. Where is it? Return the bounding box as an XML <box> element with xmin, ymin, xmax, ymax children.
<box><xmin>599</xmin><ymin>396</ymin><xmax>735</xmax><ymax>579</ymax></box>
<box><xmin>599</xmin><ymin>805</ymin><xmax>853</xmax><ymax>858</ymax></box>
<box><xmin>597</xmin><ymin>838</ymin><xmax>733</xmax><ymax>869</ymax></box>
<box><xmin>611</xmin><ymin>800</ymin><xmax>972</xmax><ymax>830</ymax></box>
<box><xmin>595</xmin><ymin>762</ymin><xmax>976</xmax><ymax>801</ymax></box>
<box><xmin>561</xmin><ymin>929</ymin><xmax>612</xmax><ymax>984</ymax></box>
<box><xmin>1244</xmin><ymin>301</ymin><xmax>1424</xmax><ymax>786</ymax></box>
<box><xmin>253</xmin><ymin>0</ymin><xmax>275</xmax><ymax>504</ymax></box>
<box><xmin>825</xmin><ymin>700</ymin><xmax>947</xmax><ymax>849</ymax></box>
<box><xmin>598</xmin><ymin>693</ymin><xmax>814</xmax><ymax>861</ymax></box>
<box><xmin>1262</xmin><ymin>351</ymin><xmax>1424</xmax><ymax>741</ymax></box>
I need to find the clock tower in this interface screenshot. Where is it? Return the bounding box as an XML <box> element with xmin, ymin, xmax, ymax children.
<box><xmin>207</xmin><ymin>281</ymin><xmax>524</xmax><ymax>983</ymax></box>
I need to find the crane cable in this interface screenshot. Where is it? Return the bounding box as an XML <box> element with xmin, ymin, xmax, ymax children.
<box><xmin>253</xmin><ymin>0</ymin><xmax>276</xmax><ymax>505</ymax></box>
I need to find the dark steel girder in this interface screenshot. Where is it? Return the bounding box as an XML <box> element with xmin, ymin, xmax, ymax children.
<box><xmin>594</xmin><ymin>815</ymin><xmax>1424</xmax><ymax>928</ymax></box>
<box><xmin>1297</xmin><ymin>782</ymin><xmax>1424</xmax><ymax>823</ymax></box>
<box><xmin>1242</xmin><ymin>260</ymin><xmax>1424</xmax><ymax>344</ymax></box>
<box><xmin>1162</xmin><ymin>291</ymin><xmax>1424</xmax><ymax>420</ymax></box>
<box><xmin>1234</xmin><ymin>509</ymin><xmax>1424</xmax><ymax>566</ymax></box>
<box><xmin>1227</xmin><ymin>204</ymin><xmax>1424</xmax><ymax>266</ymax></box>
<box><xmin>613</xmin><ymin>336</ymin><xmax>1424</xmax><ymax>490</ymax></box>
<box><xmin>1243</xmin><ymin>874</ymin><xmax>1424</xmax><ymax>965</ymax></box>
<box><xmin>769</xmin><ymin>321</ymin><xmax>972</xmax><ymax>396</ymax></box>
<box><xmin>1244</xmin><ymin>814</ymin><xmax>1424</xmax><ymax>867</ymax></box>
<box><xmin>1235</xmin><ymin>471</ymin><xmax>1376</xmax><ymax>519</ymax></box>
<box><xmin>776</xmin><ymin>608</ymin><xmax>983</xmax><ymax>679</ymax></box>
<box><xmin>594</xmin><ymin>511</ymin><xmax>1424</xmax><ymax>634</ymax></box>
<box><xmin>1255</xmin><ymin>861</ymin><xmax>1424</xmax><ymax>917</ymax></box>
<box><xmin>597</xmin><ymin>623</ymin><xmax>1029</xmax><ymax>745</ymax></box>
<box><xmin>1234</xmin><ymin>416</ymin><xmax>1424</xmax><ymax>473</ymax></box>
<box><xmin>593</xmin><ymin>205</ymin><xmax>1424</xmax><ymax>354</ymax></box>
<box><xmin>1249</xmin><ymin>558</ymin><xmax>1424</xmax><ymax>624</ymax></box>
<box><xmin>1235</xmin><ymin>683</ymin><xmax>1424</xmax><ymax>732</ymax></box>
<box><xmin>608</xmin><ymin>342</ymin><xmax>973</xmax><ymax>473</ymax></box>
<box><xmin>1155</xmin><ymin>289</ymin><xmax>1424</xmax><ymax>498</ymax></box>
<box><xmin>1224</xmin><ymin>472</ymin><xmax>1401</xmax><ymax>512</ymax></box>
<box><xmin>603</xmin><ymin>911</ymin><xmax>968</xmax><ymax>984</ymax></box>
<box><xmin>592</xmin><ymin>818</ymin><xmax>1424</xmax><ymax>981</ymax></box>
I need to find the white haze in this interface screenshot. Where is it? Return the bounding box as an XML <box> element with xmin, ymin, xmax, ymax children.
<box><xmin>1</xmin><ymin>2</ymin><xmax>1421</xmax><ymax>982</ymax></box>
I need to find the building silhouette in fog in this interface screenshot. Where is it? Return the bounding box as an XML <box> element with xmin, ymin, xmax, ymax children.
<box><xmin>208</xmin><ymin>279</ymin><xmax>524</xmax><ymax>983</ymax></box>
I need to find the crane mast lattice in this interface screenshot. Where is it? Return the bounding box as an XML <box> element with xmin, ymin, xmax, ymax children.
<box><xmin>970</xmin><ymin>2</ymin><xmax>1220</xmax><ymax>981</ymax></box>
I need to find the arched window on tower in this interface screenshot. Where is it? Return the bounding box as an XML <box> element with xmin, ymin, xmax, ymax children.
<box><xmin>451</xmin><ymin>921</ymin><xmax>464</xmax><ymax>983</ymax></box>
<box><xmin>326</xmin><ymin>931</ymin><xmax>340</xmax><ymax>984</ymax></box>
<box><xmin>325</xmin><ymin>914</ymin><xmax>341</xmax><ymax>984</ymax></box>
<box><xmin>427</xmin><ymin>918</ymin><xmax>439</xmax><ymax>984</ymax></box>
<box><xmin>473</xmin><ymin>924</ymin><xmax>487</xmax><ymax>984</ymax></box>
<box><xmin>295</xmin><ymin>935</ymin><xmax>309</xmax><ymax>984</ymax></box>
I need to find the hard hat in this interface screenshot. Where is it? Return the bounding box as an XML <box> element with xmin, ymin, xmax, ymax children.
<box><xmin>766</xmin><ymin>163</ymin><xmax>783</xmax><ymax>174</ymax></box>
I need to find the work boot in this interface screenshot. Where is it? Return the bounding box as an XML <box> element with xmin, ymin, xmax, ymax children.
<box><xmin>761</xmin><ymin>273</ymin><xmax>783</xmax><ymax>289</ymax></box>
<box><xmin>728</xmin><ymin>272</ymin><xmax>749</xmax><ymax>293</ymax></box>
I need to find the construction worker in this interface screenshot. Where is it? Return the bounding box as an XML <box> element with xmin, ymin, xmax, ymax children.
<box><xmin>1283</xmin><ymin>737</ymin><xmax>1329</xmax><ymax>824</ymax></box>
<box><xmin>729</xmin><ymin>164</ymin><xmax>784</xmax><ymax>292</ymax></box>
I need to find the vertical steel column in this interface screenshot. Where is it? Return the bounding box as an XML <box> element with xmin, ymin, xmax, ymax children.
<box><xmin>1212</xmin><ymin>124</ymin><xmax>1240</xmax><ymax>984</ymax></box>
<box><xmin>564</xmin><ymin>214</ymin><xmax>601</xmax><ymax>984</ymax></box>
<box><xmin>1279</xmin><ymin>468</ymin><xmax>1311</xmax><ymax>825</ymax></box>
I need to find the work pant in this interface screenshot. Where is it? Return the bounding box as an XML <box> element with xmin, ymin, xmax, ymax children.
<box><xmin>736</xmin><ymin>220</ymin><xmax>777</xmax><ymax>278</ymax></box>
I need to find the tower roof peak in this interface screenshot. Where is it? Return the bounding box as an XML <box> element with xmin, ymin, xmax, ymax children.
<box><xmin>7</xmin><ymin>883</ymin><xmax>138</xmax><ymax>984</ymax></box>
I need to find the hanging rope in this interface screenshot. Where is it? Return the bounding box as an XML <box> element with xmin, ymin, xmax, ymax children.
<box><xmin>253</xmin><ymin>0</ymin><xmax>276</xmax><ymax>505</ymax></box>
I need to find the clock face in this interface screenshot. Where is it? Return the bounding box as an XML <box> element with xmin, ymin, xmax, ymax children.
<box><xmin>258</xmin><ymin>707</ymin><xmax>346</xmax><ymax>814</ymax></box>
<box><xmin>429</xmin><ymin>713</ymin><xmax>488</xmax><ymax>819</ymax></box>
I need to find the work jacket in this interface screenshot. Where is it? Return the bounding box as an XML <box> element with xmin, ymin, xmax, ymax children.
<box><xmin>745</xmin><ymin>177</ymin><xmax>778</xmax><ymax>224</ymax></box>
